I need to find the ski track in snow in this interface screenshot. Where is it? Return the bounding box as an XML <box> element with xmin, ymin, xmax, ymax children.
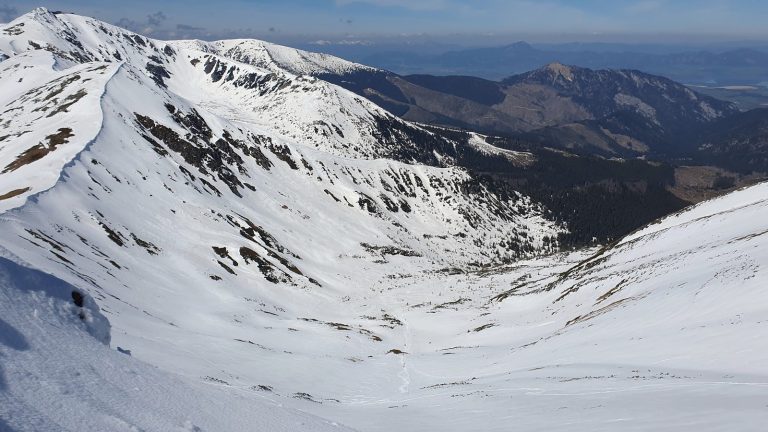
<box><xmin>397</xmin><ymin>316</ymin><xmax>411</xmax><ymax>394</ymax></box>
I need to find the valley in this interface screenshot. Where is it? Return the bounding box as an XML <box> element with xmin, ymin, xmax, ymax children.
<box><xmin>0</xmin><ymin>8</ymin><xmax>766</xmax><ymax>432</ymax></box>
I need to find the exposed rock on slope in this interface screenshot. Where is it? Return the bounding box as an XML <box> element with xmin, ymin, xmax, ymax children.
<box><xmin>1</xmin><ymin>8</ymin><xmax>766</xmax><ymax>432</ymax></box>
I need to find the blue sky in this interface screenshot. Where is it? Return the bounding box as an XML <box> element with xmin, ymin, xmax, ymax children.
<box><xmin>2</xmin><ymin>0</ymin><xmax>767</xmax><ymax>40</ymax></box>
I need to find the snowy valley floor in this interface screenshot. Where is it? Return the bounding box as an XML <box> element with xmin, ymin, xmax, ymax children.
<box><xmin>3</xmin><ymin>183</ymin><xmax>768</xmax><ymax>431</ymax></box>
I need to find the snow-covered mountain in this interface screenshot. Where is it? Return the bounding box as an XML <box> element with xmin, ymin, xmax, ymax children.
<box><xmin>0</xmin><ymin>8</ymin><xmax>766</xmax><ymax>432</ymax></box>
<box><xmin>178</xmin><ymin>38</ymin><xmax>377</xmax><ymax>76</ymax></box>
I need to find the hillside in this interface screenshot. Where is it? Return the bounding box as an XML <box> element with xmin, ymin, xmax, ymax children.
<box><xmin>313</xmin><ymin>59</ymin><xmax>765</xmax><ymax>212</ymax></box>
<box><xmin>0</xmin><ymin>251</ymin><xmax>353</xmax><ymax>432</ymax></box>
<box><xmin>318</xmin><ymin>62</ymin><xmax>738</xmax><ymax>155</ymax></box>
<box><xmin>0</xmin><ymin>8</ymin><xmax>766</xmax><ymax>432</ymax></box>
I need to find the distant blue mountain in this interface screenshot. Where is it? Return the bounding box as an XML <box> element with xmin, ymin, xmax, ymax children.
<box><xmin>354</xmin><ymin>42</ymin><xmax>768</xmax><ymax>85</ymax></box>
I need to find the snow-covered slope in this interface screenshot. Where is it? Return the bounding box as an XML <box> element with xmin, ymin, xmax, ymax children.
<box><xmin>296</xmin><ymin>180</ymin><xmax>768</xmax><ymax>432</ymax></box>
<box><xmin>0</xmin><ymin>8</ymin><xmax>766</xmax><ymax>432</ymax></box>
<box><xmin>0</xmin><ymin>52</ymin><xmax>118</xmax><ymax>212</ymax></box>
<box><xmin>0</xmin><ymin>8</ymin><xmax>559</xmax><ymax>431</ymax></box>
<box><xmin>0</xmin><ymin>250</ymin><xmax>353</xmax><ymax>432</ymax></box>
<box><xmin>190</xmin><ymin>38</ymin><xmax>377</xmax><ymax>76</ymax></box>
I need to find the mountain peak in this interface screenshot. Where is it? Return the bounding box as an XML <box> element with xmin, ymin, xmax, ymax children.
<box><xmin>542</xmin><ymin>61</ymin><xmax>575</xmax><ymax>80</ymax></box>
<box><xmin>25</xmin><ymin>6</ymin><xmax>58</xmax><ymax>21</ymax></box>
<box><xmin>31</xmin><ymin>6</ymin><xmax>52</xmax><ymax>15</ymax></box>
<box><xmin>504</xmin><ymin>41</ymin><xmax>535</xmax><ymax>51</ymax></box>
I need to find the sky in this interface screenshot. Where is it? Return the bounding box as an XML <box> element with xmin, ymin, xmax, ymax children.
<box><xmin>1</xmin><ymin>0</ymin><xmax>767</xmax><ymax>44</ymax></box>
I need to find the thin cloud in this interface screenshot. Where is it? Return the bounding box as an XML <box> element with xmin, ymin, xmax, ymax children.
<box><xmin>177</xmin><ymin>23</ymin><xmax>205</xmax><ymax>32</ymax></box>
<box><xmin>19</xmin><ymin>0</ymin><xmax>768</xmax><ymax>39</ymax></box>
<box><xmin>147</xmin><ymin>11</ymin><xmax>167</xmax><ymax>27</ymax></box>
<box><xmin>115</xmin><ymin>17</ymin><xmax>141</xmax><ymax>32</ymax></box>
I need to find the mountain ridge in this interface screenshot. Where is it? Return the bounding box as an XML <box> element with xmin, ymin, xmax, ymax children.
<box><xmin>319</xmin><ymin>60</ymin><xmax>739</xmax><ymax>155</ymax></box>
<box><xmin>359</xmin><ymin>40</ymin><xmax>768</xmax><ymax>85</ymax></box>
<box><xmin>1</xmin><ymin>8</ymin><xmax>767</xmax><ymax>432</ymax></box>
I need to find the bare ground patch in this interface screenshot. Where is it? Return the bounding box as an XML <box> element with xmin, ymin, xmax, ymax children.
<box><xmin>0</xmin><ymin>187</ymin><xmax>30</xmax><ymax>200</ymax></box>
<box><xmin>3</xmin><ymin>128</ymin><xmax>74</xmax><ymax>173</ymax></box>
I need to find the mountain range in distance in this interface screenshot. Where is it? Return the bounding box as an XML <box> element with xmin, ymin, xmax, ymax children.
<box><xmin>321</xmin><ymin>40</ymin><xmax>768</xmax><ymax>86</ymax></box>
<box><xmin>2</xmin><ymin>8</ymin><xmax>767</xmax><ymax>247</ymax></box>
<box><xmin>313</xmin><ymin>60</ymin><xmax>768</xmax><ymax>214</ymax></box>
<box><xmin>1</xmin><ymin>8</ymin><xmax>767</xmax><ymax>432</ymax></box>
<box><xmin>300</xmin><ymin>39</ymin><xmax>768</xmax><ymax>109</ymax></box>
